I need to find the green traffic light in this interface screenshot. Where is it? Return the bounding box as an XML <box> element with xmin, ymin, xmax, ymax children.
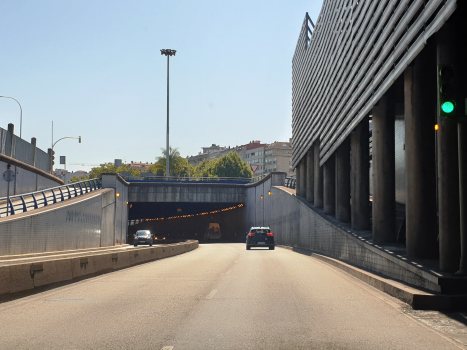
<box><xmin>441</xmin><ymin>101</ymin><xmax>455</xmax><ymax>114</ymax></box>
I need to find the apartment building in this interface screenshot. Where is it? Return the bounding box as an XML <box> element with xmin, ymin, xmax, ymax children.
<box><xmin>264</xmin><ymin>141</ymin><xmax>295</xmax><ymax>177</ymax></box>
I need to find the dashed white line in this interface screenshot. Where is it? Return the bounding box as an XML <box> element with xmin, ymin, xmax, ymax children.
<box><xmin>161</xmin><ymin>346</ymin><xmax>174</xmax><ymax>350</ymax></box>
<box><xmin>206</xmin><ymin>289</ymin><xmax>217</xmax><ymax>299</ymax></box>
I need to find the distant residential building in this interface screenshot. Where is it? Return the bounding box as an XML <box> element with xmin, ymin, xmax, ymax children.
<box><xmin>240</xmin><ymin>141</ymin><xmax>267</xmax><ymax>176</ymax></box>
<box><xmin>126</xmin><ymin>161</ymin><xmax>153</xmax><ymax>172</ymax></box>
<box><xmin>53</xmin><ymin>169</ymin><xmax>90</xmax><ymax>183</ymax></box>
<box><xmin>264</xmin><ymin>141</ymin><xmax>295</xmax><ymax>176</ymax></box>
<box><xmin>187</xmin><ymin>140</ymin><xmax>294</xmax><ymax>177</ymax></box>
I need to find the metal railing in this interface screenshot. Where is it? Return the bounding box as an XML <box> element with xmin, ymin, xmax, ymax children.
<box><xmin>285</xmin><ymin>177</ymin><xmax>296</xmax><ymax>190</ymax></box>
<box><xmin>123</xmin><ymin>175</ymin><xmax>258</xmax><ymax>184</ymax></box>
<box><xmin>0</xmin><ymin>178</ymin><xmax>101</xmax><ymax>217</ymax></box>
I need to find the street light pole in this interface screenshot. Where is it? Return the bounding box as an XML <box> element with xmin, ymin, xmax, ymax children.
<box><xmin>0</xmin><ymin>96</ymin><xmax>23</xmax><ymax>138</ymax></box>
<box><xmin>160</xmin><ymin>49</ymin><xmax>176</xmax><ymax>180</ymax></box>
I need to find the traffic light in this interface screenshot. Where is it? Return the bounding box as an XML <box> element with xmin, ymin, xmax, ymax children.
<box><xmin>438</xmin><ymin>65</ymin><xmax>457</xmax><ymax>118</ymax></box>
<box><xmin>52</xmin><ymin>150</ymin><xmax>55</xmax><ymax>166</ymax></box>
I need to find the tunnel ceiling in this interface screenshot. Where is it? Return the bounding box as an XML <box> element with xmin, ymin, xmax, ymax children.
<box><xmin>128</xmin><ymin>202</ymin><xmax>243</xmax><ymax>220</ymax></box>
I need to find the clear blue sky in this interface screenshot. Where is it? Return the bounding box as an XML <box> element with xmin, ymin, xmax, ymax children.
<box><xmin>0</xmin><ymin>0</ymin><xmax>323</xmax><ymax>172</ymax></box>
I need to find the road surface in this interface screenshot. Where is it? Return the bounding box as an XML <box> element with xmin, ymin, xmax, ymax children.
<box><xmin>0</xmin><ymin>244</ymin><xmax>466</xmax><ymax>349</ymax></box>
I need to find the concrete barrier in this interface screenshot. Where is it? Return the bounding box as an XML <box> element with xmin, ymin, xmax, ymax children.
<box><xmin>0</xmin><ymin>240</ymin><xmax>199</xmax><ymax>299</ymax></box>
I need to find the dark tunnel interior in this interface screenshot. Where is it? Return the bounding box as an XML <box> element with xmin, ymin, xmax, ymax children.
<box><xmin>128</xmin><ymin>202</ymin><xmax>246</xmax><ymax>243</ymax></box>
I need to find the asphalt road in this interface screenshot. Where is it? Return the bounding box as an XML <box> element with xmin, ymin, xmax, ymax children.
<box><xmin>0</xmin><ymin>244</ymin><xmax>466</xmax><ymax>350</ymax></box>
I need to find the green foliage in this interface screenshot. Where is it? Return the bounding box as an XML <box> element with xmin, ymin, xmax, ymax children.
<box><xmin>192</xmin><ymin>152</ymin><xmax>252</xmax><ymax>178</ymax></box>
<box><xmin>88</xmin><ymin>162</ymin><xmax>141</xmax><ymax>179</ymax></box>
<box><xmin>210</xmin><ymin>152</ymin><xmax>253</xmax><ymax>178</ymax></box>
<box><xmin>147</xmin><ymin>147</ymin><xmax>189</xmax><ymax>177</ymax></box>
<box><xmin>68</xmin><ymin>175</ymin><xmax>89</xmax><ymax>184</ymax></box>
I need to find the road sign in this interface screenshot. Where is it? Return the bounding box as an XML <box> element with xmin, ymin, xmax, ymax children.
<box><xmin>250</xmin><ymin>164</ymin><xmax>259</xmax><ymax>174</ymax></box>
<box><xmin>3</xmin><ymin>169</ymin><xmax>15</xmax><ymax>182</ymax></box>
<box><xmin>60</xmin><ymin>156</ymin><xmax>66</xmax><ymax>165</ymax></box>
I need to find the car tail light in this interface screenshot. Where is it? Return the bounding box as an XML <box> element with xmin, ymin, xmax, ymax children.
<box><xmin>248</xmin><ymin>233</ymin><xmax>255</xmax><ymax>237</ymax></box>
<box><xmin>267</xmin><ymin>232</ymin><xmax>274</xmax><ymax>236</ymax></box>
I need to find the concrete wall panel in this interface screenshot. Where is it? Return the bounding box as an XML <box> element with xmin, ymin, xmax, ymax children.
<box><xmin>246</xmin><ymin>185</ymin><xmax>440</xmax><ymax>292</ymax></box>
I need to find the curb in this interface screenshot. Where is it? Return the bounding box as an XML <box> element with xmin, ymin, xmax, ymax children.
<box><xmin>280</xmin><ymin>246</ymin><xmax>467</xmax><ymax>311</ymax></box>
<box><xmin>0</xmin><ymin>241</ymin><xmax>199</xmax><ymax>300</ymax></box>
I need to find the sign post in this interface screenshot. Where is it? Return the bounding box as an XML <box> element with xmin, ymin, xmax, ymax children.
<box><xmin>3</xmin><ymin>167</ymin><xmax>15</xmax><ymax>216</ymax></box>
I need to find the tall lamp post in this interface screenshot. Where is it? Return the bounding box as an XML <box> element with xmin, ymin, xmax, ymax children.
<box><xmin>160</xmin><ymin>49</ymin><xmax>176</xmax><ymax>180</ymax></box>
<box><xmin>0</xmin><ymin>96</ymin><xmax>23</xmax><ymax>138</ymax></box>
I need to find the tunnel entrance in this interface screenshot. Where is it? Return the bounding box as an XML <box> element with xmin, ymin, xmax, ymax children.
<box><xmin>128</xmin><ymin>202</ymin><xmax>246</xmax><ymax>243</ymax></box>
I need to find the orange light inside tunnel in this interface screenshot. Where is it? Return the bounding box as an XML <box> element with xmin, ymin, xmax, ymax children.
<box><xmin>435</xmin><ymin>124</ymin><xmax>439</xmax><ymax>131</ymax></box>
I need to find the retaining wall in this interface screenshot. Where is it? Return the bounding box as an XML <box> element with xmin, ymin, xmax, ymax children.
<box><xmin>245</xmin><ymin>180</ymin><xmax>440</xmax><ymax>292</ymax></box>
<box><xmin>0</xmin><ymin>154</ymin><xmax>63</xmax><ymax>197</ymax></box>
<box><xmin>0</xmin><ymin>189</ymin><xmax>118</xmax><ymax>255</ymax></box>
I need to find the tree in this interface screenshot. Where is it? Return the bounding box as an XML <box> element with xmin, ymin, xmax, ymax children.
<box><xmin>88</xmin><ymin>163</ymin><xmax>141</xmax><ymax>179</ymax></box>
<box><xmin>191</xmin><ymin>152</ymin><xmax>252</xmax><ymax>178</ymax></box>
<box><xmin>209</xmin><ymin>152</ymin><xmax>253</xmax><ymax>178</ymax></box>
<box><xmin>68</xmin><ymin>175</ymin><xmax>89</xmax><ymax>184</ymax></box>
<box><xmin>147</xmin><ymin>147</ymin><xmax>189</xmax><ymax>177</ymax></box>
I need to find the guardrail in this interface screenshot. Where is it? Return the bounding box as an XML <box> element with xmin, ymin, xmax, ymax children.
<box><xmin>285</xmin><ymin>177</ymin><xmax>296</xmax><ymax>190</ymax></box>
<box><xmin>123</xmin><ymin>175</ymin><xmax>261</xmax><ymax>184</ymax></box>
<box><xmin>0</xmin><ymin>178</ymin><xmax>101</xmax><ymax>217</ymax></box>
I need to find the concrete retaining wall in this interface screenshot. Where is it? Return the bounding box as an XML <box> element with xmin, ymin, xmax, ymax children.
<box><xmin>0</xmin><ymin>125</ymin><xmax>50</xmax><ymax>173</ymax></box>
<box><xmin>245</xmin><ymin>183</ymin><xmax>441</xmax><ymax>293</ymax></box>
<box><xmin>0</xmin><ymin>154</ymin><xmax>63</xmax><ymax>197</ymax></box>
<box><xmin>0</xmin><ymin>189</ymin><xmax>117</xmax><ymax>255</ymax></box>
<box><xmin>0</xmin><ymin>241</ymin><xmax>199</xmax><ymax>297</ymax></box>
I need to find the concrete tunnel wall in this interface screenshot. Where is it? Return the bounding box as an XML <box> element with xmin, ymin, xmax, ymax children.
<box><xmin>246</xmin><ymin>176</ymin><xmax>441</xmax><ymax>292</ymax></box>
<box><xmin>0</xmin><ymin>174</ymin><xmax>129</xmax><ymax>256</ymax></box>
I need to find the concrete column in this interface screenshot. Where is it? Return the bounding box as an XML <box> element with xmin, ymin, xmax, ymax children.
<box><xmin>7</xmin><ymin>123</ymin><xmax>14</xmax><ymax>157</ymax></box>
<box><xmin>351</xmin><ymin>117</ymin><xmax>370</xmax><ymax>230</ymax></box>
<box><xmin>31</xmin><ymin>137</ymin><xmax>37</xmax><ymax>167</ymax></box>
<box><xmin>437</xmin><ymin>21</ymin><xmax>461</xmax><ymax>272</ymax></box>
<box><xmin>336</xmin><ymin>138</ymin><xmax>351</xmax><ymax>222</ymax></box>
<box><xmin>299</xmin><ymin>158</ymin><xmax>307</xmax><ymax>198</ymax></box>
<box><xmin>314</xmin><ymin>141</ymin><xmax>324</xmax><ymax>208</ymax></box>
<box><xmin>295</xmin><ymin>163</ymin><xmax>301</xmax><ymax>196</ymax></box>
<box><xmin>372</xmin><ymin>94</ymin><xmax>396</xmax><ymax>244</ymax></box>
<box><xmin>404</xmin><ymin>43</ymin><xmax>438</xmax><ymax>259</ymax></box>
<box><xmin>306</xmin><ymin>149</ymin><xmax>314</xmax><ymax>203</ymax></box>
<box><xmin>459</xmin><ymin>122</ymin><xmax>467</xmax><ymax>274</ymax></box>
<box><xmin>323</xmin><ymin>154</ymin><xmax>336</xmax><ymax>215</ymax></box>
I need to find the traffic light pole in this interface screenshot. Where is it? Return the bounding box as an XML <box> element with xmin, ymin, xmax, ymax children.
<box><xmin>437</xmin><ymin>9</ymin><xmax>467</xmax><ymax>274</ymax></box>
<box><xmin>456</xmin><ymin>1</ymin><xmax>467</xmax><ymax>275</ymax></box>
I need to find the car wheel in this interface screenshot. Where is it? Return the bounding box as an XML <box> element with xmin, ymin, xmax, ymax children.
<box><xmin>246</xmin><ymin>246</ymin><xmax>250</xmax><ymax>250</ymax></box>
<box><xmin>134</xmin><ymin>244</ymin><xmax>137</xmax><ymax>247</ymax></box>
<box><xmin>269</xmin><ymin>246</ymin><xmax>275</xmax><ymax>250</ymax></box>
<box><xmin>149</xmin><ymin>243</ymin><xmax>153</xmax><ymax>247</ymax></box>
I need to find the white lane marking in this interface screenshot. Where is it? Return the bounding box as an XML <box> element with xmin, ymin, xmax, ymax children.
<box><xmin>161</xmin><ymin>347</ymin><xmax>174</xmax><ymax>350</ymax></box>
<box><xmin>206</xmin><ymin>289</ymin><xmax>217</xmax><ymax>299</ymax></box>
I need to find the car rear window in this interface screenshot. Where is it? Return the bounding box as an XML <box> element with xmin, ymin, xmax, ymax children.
<box><xmin>251</xmin><ymin>229</ymin><xmax>270</xmax><ymax>234</ymax></box>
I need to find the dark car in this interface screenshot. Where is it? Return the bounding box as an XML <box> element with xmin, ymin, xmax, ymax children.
<box><xmin>246</xmin><ymin>227</ymin><xmax>275</xmax><ymax>250</ymax></box>
<box><xmin>133</xmin><ymin>230</ymin><xmax>154</xmax><ymax>247</ymax></box>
